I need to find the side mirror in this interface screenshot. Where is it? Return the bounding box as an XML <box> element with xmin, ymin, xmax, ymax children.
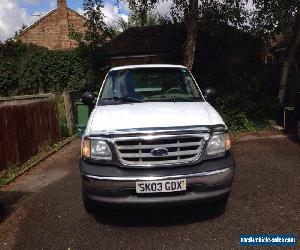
<box><xmin>82</xmin><ymin>91</ymin><xmax>95</xmax><ymax>106</ymax></box>
<box><xmin>203</xmin><ymin>87</ymin><xmax>216</xmax><ymax>101</ymax></box>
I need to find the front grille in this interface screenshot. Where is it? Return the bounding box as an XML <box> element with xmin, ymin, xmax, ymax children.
<box><xmin>114</xmin><ymin>135</ymin><xmax>205</xmax><ymax>167</ymax></box>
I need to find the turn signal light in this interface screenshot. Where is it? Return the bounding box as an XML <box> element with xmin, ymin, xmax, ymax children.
<box><xmin>82</xmin><ymin>138</ymin><xmax>91</xmax><ymax>158</ymax></box>
<box><xmin>225</xmin><ymin>134</ymin><xmax>231</xmax><ymax>151</ymax></box>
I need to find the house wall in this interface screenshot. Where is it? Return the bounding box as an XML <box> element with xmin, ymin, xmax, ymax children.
<box><xmin>18</xmin><ymin>7</ymin><xmax>86</xmax><ymax>50</ymax></box>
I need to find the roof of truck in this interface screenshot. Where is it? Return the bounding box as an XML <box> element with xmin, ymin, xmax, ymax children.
<box><xmin>110</xmin><ymin>64</ymin><xmax>187</xmax><ymax>71</ymax></box>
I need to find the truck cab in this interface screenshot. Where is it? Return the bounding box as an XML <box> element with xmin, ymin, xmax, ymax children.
<box><xmin>80</xmin><ymin>64</ymin><xmax>235</xmax><ymax>212</ymax></box>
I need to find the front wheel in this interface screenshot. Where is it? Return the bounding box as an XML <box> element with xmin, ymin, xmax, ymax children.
<box><xmin>82</xmin><ymin>187</ymin><xmax>97</xmax><ymax>213</ymax></box>
<box><xmin>216</xmin><ymin>194</ymin><xmax>229</xmax><ymax>206</ymax></box>
<box><xmin>210</xmin><ymin>194</ymin><xmax>230</xmax><ymax>212</ymax></box>
<box><xmin>296</xmin><ymin>121</ymin><xmax>300</xmax><ymax>142</ymax></box>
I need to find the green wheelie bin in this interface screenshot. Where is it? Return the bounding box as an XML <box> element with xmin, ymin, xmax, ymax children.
<box><xmin>75</xmin><ymin>101</ymin><xmax>90</xmax><ymax>138</ymax></box>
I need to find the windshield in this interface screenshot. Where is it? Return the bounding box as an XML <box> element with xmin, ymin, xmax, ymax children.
<box><xmin>98</xmin><ymin>67</ymin><xmax>204</xmax><ymax>105</ymax></box>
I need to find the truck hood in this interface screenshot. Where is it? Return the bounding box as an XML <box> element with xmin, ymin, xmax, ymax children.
<box><xmin>87</xmin><ymin>102</ymin><xmax>225</xmax><ymax>135</ymax></box>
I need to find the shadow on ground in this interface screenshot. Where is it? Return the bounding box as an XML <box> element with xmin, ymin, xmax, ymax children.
<box><xmin>0</xmin><ymin>191</ymin><xmax>29</xmax><ymax>223</ymax></box>
<box><xmin>92</xmin><ymin>201</ymin><xmax>226</xmax><ymax>227</ymax></box>
<box><xmin>283</xmin><ymin>128</ymin><xmax>300</xmax><ymax>143</ymax></box>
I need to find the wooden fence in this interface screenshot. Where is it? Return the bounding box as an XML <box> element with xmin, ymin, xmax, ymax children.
<box><xmin>63</xmin><ymin>90</ymin><xmax>81</xmax><ymax>135</ymax></box>
<box><xmin>0</xmin><ymin>95</ymin><xmax>60</xmax><ymax>171</ymax></box>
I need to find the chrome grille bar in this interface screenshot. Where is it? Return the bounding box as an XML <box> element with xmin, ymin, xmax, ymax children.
<box><xmin>116</xmin><ymin>141</ymin><xmax>202</xmax><ymax>150</ymax></box>
<box><xmin>120</xmin><ymin>150</ymin><xmax>200</xmax><ymax>158</ymax></box>
<box><xmin>114</xmin><ymin>134</ymin><xmax>206</xmax><ymax>167</ymax></box>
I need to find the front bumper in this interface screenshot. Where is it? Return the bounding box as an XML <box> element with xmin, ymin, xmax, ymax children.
<box><xmin>80</xmin><ymin>153</ymin><xmax>235</xmax><ymax>206</ymax></box>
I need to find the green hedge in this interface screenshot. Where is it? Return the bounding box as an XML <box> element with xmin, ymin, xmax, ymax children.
<box><xmin>0</xmin><ymin>59</ymin><xmax>18</xmax><ymax>96</ymax></box>
<box><xmin>0</xmin><ymin>41</ymin><xmax>103</xmax><ymax>96</ymax></box>
<box><xmin>0</xmin><ymin>40</ymin><xmax>282</xmax><ymax>134</ymax></box>
<box><xmin>213</xmin><ymin>65</ymin><xmax>280</xmax><ymax>134</ymax></box>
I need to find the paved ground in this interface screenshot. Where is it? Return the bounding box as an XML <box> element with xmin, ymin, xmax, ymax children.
<box><xmin>0</xmin><ymin>137</ymin><xmax>299</xmax><ymax>249</ymax></box>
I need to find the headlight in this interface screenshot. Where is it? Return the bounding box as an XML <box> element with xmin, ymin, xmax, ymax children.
<box><xmin>81</xmin><ymin>138</ymin><xmax>112</xmax><ymax>160</ymax></box>
<box><xmin>206</xmin><ymin>133</ymin><xmax>231</xmax><ymax>158</ymax></box>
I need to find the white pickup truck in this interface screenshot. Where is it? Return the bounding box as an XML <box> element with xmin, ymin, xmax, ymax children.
<box><xmin>80</xmin><ymin>64</ymin><xmax>235</xmax><ymax>212</ymax></box>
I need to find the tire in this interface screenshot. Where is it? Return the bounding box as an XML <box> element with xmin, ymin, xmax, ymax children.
<box><xmin>0</xmin><ymin>202</ymin><xmax>5</xmax><ymax>215</ymax></box>
<box><xmin>217</xmin><ymin>194</ymin><xmax>229</xmax><ymax>205</ymax></box>
<box><xmin>211</xmin><ymin>194</ymin><xmax>230</xmax><ymax>212</ymax></box>
<box><xmin>296</xmin><ymin>121</ymin><xmax>300</xmax><ymax>142</ymax></box>
<box><xmin>82</xmin><ymin>188</ymin><xmax>97</xmax><ymax>214</ymax></box>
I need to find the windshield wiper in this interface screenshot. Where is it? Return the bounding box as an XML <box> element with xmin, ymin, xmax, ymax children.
<box><xmin>169</xmin><ymin>96</ymin><xmax>196</xmax><ymax>101</ymax></box>
<box><xmin>101</xmin><ymin>96</ymin><xmax>145</xmax><ymax>103</ymax></box>
<box><xmin>152</xmin><ymin>95</ymin><xmax>201</xmax><ymax>102</ymax></box>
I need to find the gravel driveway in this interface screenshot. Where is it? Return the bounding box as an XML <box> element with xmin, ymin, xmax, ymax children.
<box><xmin>0</xmin><ymin>137</ymin><xmax>299</xmax><ymax>249</ymax></box>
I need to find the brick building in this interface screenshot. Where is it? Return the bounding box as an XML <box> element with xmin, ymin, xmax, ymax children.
<box><xmin>17</xmin><ymin>0</ymin><xmax>86</xmax><ymax>50</ymax></box>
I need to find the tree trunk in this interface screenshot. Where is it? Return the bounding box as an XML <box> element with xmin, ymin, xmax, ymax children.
<box><xmin>183</xmin><ymin>0</ymin><xmax>199</xmax><ymax>71</ymax></box>
<box><xmin>278</xmin><ymin>12</ymin><xmax>300</xmax><ymax>106</ymax></box>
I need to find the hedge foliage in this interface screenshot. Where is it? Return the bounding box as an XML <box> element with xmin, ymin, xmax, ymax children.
<box><xmin>0</xmin><ymin>39</ymin><xmax>282</xmax><ymax>134</ymax></box>
<box><xmin>213</xmin><ymin>65</ymin><xmax>281</xmax><ymax>134</ymax></box>
<box><xmin>0</xmin><ymin>41</ymin><xmax>104</xmax><ymax>96</ymax></box>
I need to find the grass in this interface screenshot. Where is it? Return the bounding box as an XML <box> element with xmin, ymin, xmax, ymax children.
<box><xmin>228</xmin><ymin>120</ymin><xmax>273</xmax><ymax>136</ymax></box>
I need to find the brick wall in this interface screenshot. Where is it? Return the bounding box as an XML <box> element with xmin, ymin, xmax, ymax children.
<box><xmin>18</xmin><ymin>6</ymin><xmax>86</xmax><ymax>50</ymax></box>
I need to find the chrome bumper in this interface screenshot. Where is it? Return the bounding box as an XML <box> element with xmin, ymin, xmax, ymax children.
<box><xmin>81</xmin><ymin>167</ymin><xmax>234</xmax><ymax>192</ymax></box>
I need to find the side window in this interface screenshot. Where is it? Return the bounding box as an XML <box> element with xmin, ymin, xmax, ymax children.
<box><xmin>101</xmin><ymin>75</ymin><xmax>113</xmax><ymax>98</ymax></box>
<box><xmin>183</xmin><ymin>73</ymin><xmax>200</xmax><ymax>97</ymax></box>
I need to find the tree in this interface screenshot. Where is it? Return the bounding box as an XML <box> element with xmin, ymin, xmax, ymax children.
<box><xmin>114</xmin><ymin>10</ymin><xmax>170</xmax><ymax>32</ymax></box>
<box><xmin>0</xmin><ymin>60</ymin><xmax>18</xmax><ymax>96</ymax></box>
<box><xmin>175</xmin><ymin>0</ymin><xmax>249</xmax><ymax>70</ymax></box>
<box><xmin>122</xmin><ymin>0</ymin><xmax>248</xmax><ymax>70</ymax></box>
<box><xmin>69</xmin><ymin>0</ymin><xmax>114</xmax><ymax>48</ymax></box>
<box><xmin>82</xmin><ymin>0</ymin><xmax>112</xmax><ymax>49</ymax></box>
<box><xmin>278</xmin><ymin>13</ymin><xmax>300</xmax><ymax>106</ymax></box>
<box><xmin>69</xmin><ymin>0</ymin><xmax>114</xmax><ymax>89</ymax></box>
<box><xmin>124</xmin><ymin>0</ymin><xmax>158</xmax><ymax>27</ymax></box>
<box><xmin>183</xmin><ymin>0</ymin><xmax>198</xmax><ymax>70</ymax></box>
<box><xmin>252</xmin><ymin>0</ymin><xmax>300</xmax><ymax>105</ymax></box>
<box><xmin>13</xmin><ymin>24</ymin><xmax>28</xmax><ymax>39</ymax></box>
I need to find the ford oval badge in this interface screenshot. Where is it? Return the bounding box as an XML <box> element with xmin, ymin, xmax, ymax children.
<box><xmin>151</xmin><ymin>148</ymin><xmax>169</xmax><ymax>157</ymax></box>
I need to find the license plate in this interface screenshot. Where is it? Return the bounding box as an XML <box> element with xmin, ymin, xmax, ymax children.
<box><xmin>136</xmin><ymin>179</ymin><xmax>186</xmax><ymax>194</ymax></box>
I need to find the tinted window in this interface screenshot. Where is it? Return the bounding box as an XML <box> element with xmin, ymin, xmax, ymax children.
<box><xmin>99</xmin><ymin>68</ymin><xmax>204</xmax><ymax>105</ymax></box>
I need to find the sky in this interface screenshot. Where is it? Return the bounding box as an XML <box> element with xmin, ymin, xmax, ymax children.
<box><xmin>0</xmin><ymin>0</ymin><xmax>133</xmax><ymax>41</ymax></box>
<box><xmin>0</xmin><ymin>0</ymin><xmax>252</xmax><ymax>42</ymax></box>
<box><xmin>0</xmin><ymin>0</ymin><xmax>174</xmax><ymax>41</ymax></box>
